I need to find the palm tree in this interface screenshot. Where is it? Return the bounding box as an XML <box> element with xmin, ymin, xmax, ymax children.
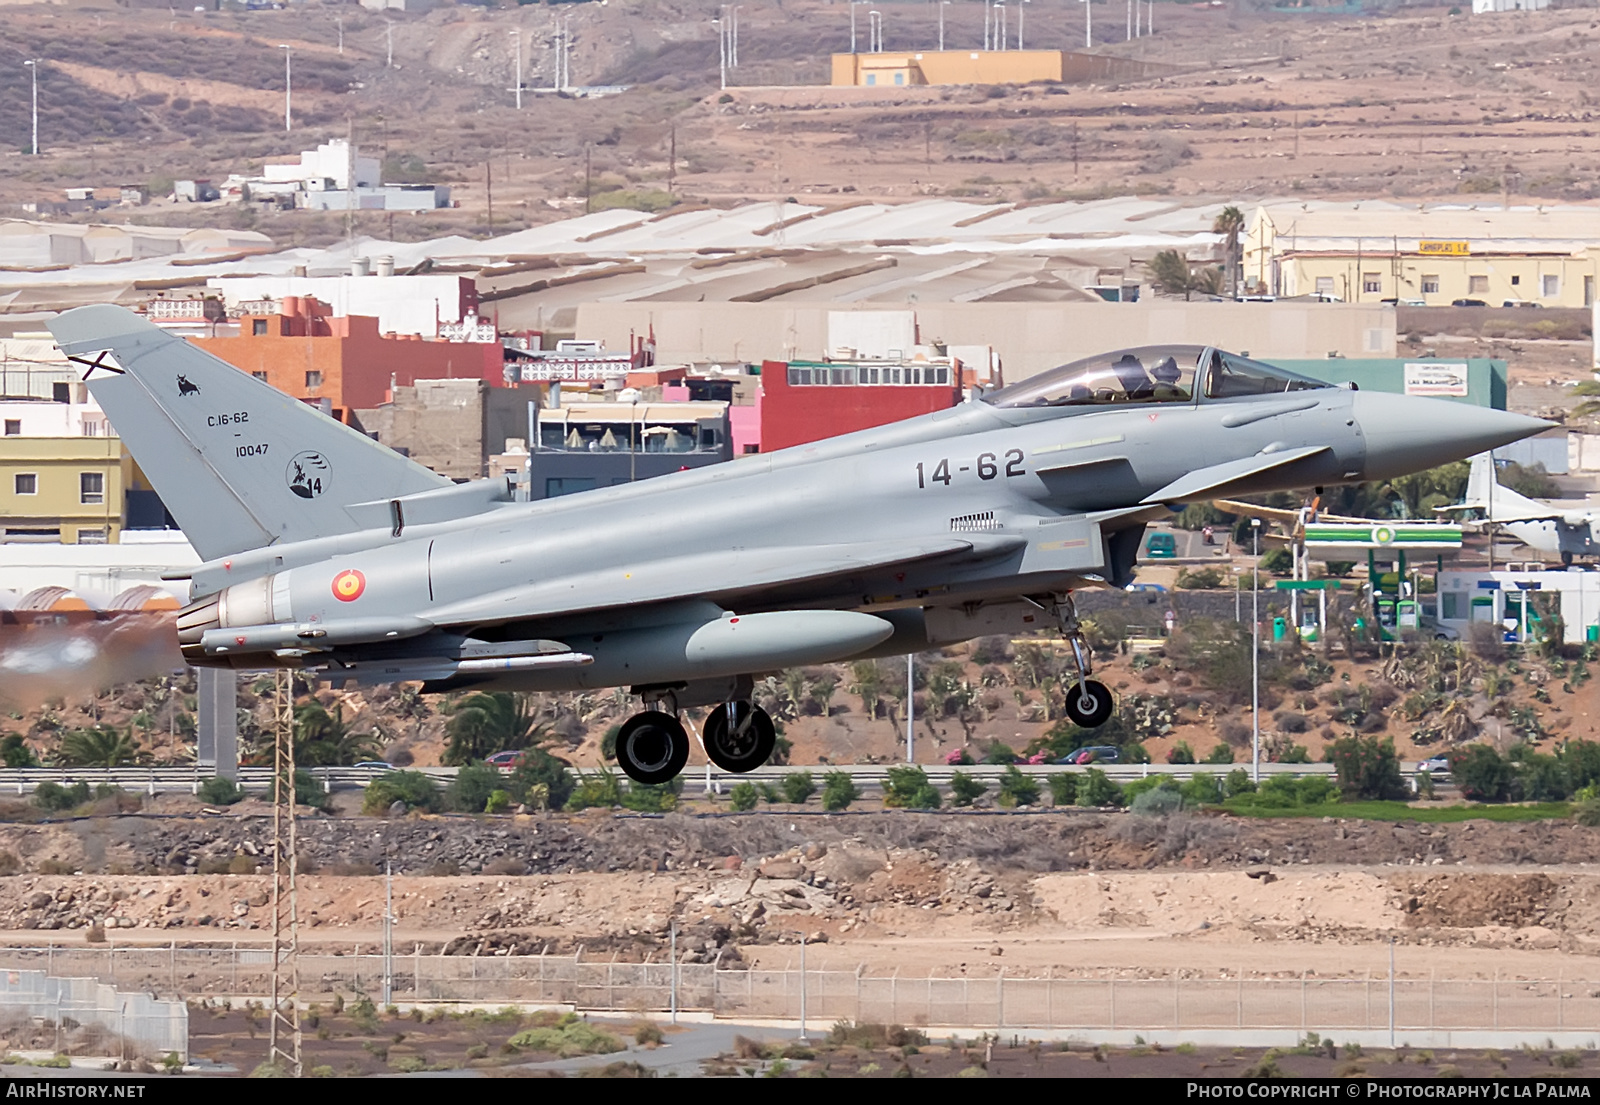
<box><xmin>442</xmin><ymin>692</ymin><xmax>548</xmax><ymax>766</ymax></box>
<box><xmin>1212</xmin><ymin>205</ymin><xmax>1245</xmax><ymax>297</ymax></box>
<box><xmin>1148</xmin><ymin>249</ymin><xmax>1197</xmax><ymax>300</ymax></box>
<box><xmin>293</xmin><ymin>701</ymin><xmax>381</xmax><ymax>766</ymax></box>
<box><xmin>848</xmin><ymin>660</ymin><xmax>883</xmax><ymax>720</ymax></box>
<box><xmin>58</xmin><ymin>726</ymin><xmax>137</xmax><ymax>768</ymax></box>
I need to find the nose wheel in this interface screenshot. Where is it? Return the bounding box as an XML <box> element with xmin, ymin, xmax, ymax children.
<box><xmin>1051</xmin><ymin>591</ymin><xmax>1117</xmax><ymax>730</ymax></box>
<box><xmin>702</xmin><ymin>702</ymin><xmax>776</xmax><ymax>773</ymax></box>
<box><xmin>615</xmin><ymin>710</ymin><xmax>691</xmax><ymax>785</ymax></box>
<box><xmin>1064</xmin><ymin>679</ymin><xmax>1115</xmax><ymax>728</ymax></box>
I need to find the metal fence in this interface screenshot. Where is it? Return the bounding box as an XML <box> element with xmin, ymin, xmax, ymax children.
<box><xmin>0</xmin><ymin>967</ymin><xmax>188</xmax><ymax>1061</ymax></box>
<box><xmin>2</xmin><ymin>946</ymin><xmax>1592</xmax><ymax>1037</ymax></box>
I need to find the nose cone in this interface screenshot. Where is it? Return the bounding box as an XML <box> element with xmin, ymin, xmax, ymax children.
<box><xmin>1353</xmin><ymin>393</ymin><xmax>1551</xmax><ymax>482</ymax></box>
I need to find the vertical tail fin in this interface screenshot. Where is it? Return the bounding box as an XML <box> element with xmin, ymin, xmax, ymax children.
<box><xmin>49</xmin><ymin>304</ymin><xmax>452</xmax><ymax>561</ymax></box>
<box><xmin>1463</xmin><ymin>452</ymin><xmax>1497</xmax><ymax>508</ymax></box>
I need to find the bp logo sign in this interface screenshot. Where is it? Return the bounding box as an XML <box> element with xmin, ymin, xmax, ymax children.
<box><xmin>1372</xmin><ymin>526</ymin><xmax>1395</xmax><ymax>545</ymax></box>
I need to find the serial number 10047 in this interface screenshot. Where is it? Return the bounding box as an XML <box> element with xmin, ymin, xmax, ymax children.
<box><xmin>916</xmin><ymin>449</ymin><xmax>1025</xmax><ymax>488</ymax></box>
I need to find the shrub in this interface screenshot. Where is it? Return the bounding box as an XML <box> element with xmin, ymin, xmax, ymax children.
<box><xmin>362</xmin><ymin>770</ymin><xmax>438</xmax><ymax>815</ymax></box>
<box><xmin>34</xmin><ymin>780</ymin><xmax>90</xmax><ymax>812</ymax></box>
<box><xmin>781</xmin><ymin>771</ymin><xmax>816</xmax><ymax>805</ymax></box>
<box><xmin>275</xmin><ymin>769</ymin><xmax>329</xmax><ymax>811</ymax></box>
<box><xmin>883</xmin><ymin>765</ymin><xmax>940</xmax><ymax>809</ymax></box>
<box><xmin>0</xmin><ymin>734</ymin><xmax>38</xmax><ymax>768</ymax></box>
<box><xmin>1448</xmin><ymin>745</ymin><xmax>1512</xmax><ymax>802</ymax></box>
<box><xmin>1224</xmin><ymin>768</ymin><xmax>1257</xmax><ymax>798</ymax></box>
<box><xmin>1325</xmin><ymin>735</ymin><xmax>1406</xmax><ymax>801</ymax></box>
<box><xmin>1075</xmin><ymin>768</ymin><xmax>1123</xmax><ymax>807</ymax></box>
<box><xmin>1047</xmin><ymin>774</ymin><xmax>1077</xmax><ymax>806</ymax></box>
<box><xmin>566</xmin><ymin>768</ymin><xmax>622</xmax><ymax>810</ymax></box>
<box><xmin>996</xmin><ymin>765</ymin><xmax>1040</xmax><ymax>808</ymax></box>
<box><xmin>1175</xmin><ymin>567</ymin><xmax>1224</xmax><ymax>589</ymax></box>
<box><xmin>1179</xmin><ymin>772</ymin><xmax>1222</xmax><ymax>806</ymax></box>
<box><xmin>729</xmin><ymin>782</ymin><xmax>759</xmax><ymax>811</ymax></box>
<box><xmin>1131</xmin><ymin>786</ymin><xmax>1183</xmax><ymax>815</ymax></box>
<box><xmin>484</xmin><ymin>789</ymin><xmax>513</xmax><ymax>815</ymax></box>
<box><xmin>198</xmin><ymin>776</ymin><xmax>243</xmax><ymax>806</ymax></box>
<box><xmin>443</xmin><ymin>763</ymin><xmax>501</xmax><ymax>813</ymax></box>
<box><xmin>505</xmin><ymin>747</ymin><xmax>574</xmax><ymax>811</ymax></box>
<box><xmin>949</xmin><ymin>771</ymin><xmax>987</xmax><ymax>807</ymax></box>
<box><xmin>1204</xmin><ymin>742</ymin><xmax>1236</xmax><ymax>765</ymax></box>
<box><xmin>620</xmin><ymin>779</ymin><xmax>680</xmax><ymax>812</ymax></box>
<box><xmin>821</xmin><ymin>771</ymin><xmax>858</xmax><ymax>811</ymax></box>
<box><xmin>1167</xmin><ymin>741</ymin><xmax>1195</xmax><ymax>765</ymax></box>
<box><xmin>508</xmin><ymin>1014</ymin><xmax>624</xmax><ymax>1058</ymax></box>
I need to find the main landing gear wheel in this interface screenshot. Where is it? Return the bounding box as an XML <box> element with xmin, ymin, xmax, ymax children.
<box><xmin>1064</xmin><ymin>680</ymin><xmax>1115</xmax><ymax>729</ymax></box>
<box><xmin>615</xmin><ymin>711</ymin><xmax>691</xmax><ymax>785</ymax></box>
<box><xmin>702</xmin><ymin>702</ymin><xmax>776</xmax><ymax>773</ymax></box>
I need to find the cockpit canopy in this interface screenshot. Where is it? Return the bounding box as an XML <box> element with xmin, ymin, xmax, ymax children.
<box><xmin>983</xmin><ymin>345</ymin><xmax>1331</xmax><ymax>409</ymax></box>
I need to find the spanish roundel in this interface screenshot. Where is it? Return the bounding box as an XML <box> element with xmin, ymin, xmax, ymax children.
<box><xmin>332</xmin><ymin>569</ymin><xmax>366</xmax><ymax>602</ymax></box>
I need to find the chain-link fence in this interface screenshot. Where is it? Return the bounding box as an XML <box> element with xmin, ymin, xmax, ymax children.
<box><xmin>2</xmin><ymin>946</ymin><xmax>1595</xmax><ymax>1036</ymax></box>
<box><xmin>0</xmin><ymin>967</ymin><xmax>188</xmax><ymax>1061</ymax></box>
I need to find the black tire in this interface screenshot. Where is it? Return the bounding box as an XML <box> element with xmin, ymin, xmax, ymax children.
<box><xmin>1064</xmin><ymin>680</ymin><xmax>1115</xmax><ymax>728</ymax></box>
<box><xmin>615</xmin><ymin>711</ymin><xmax>690</xmax><ymax>785</ymax></box>
<box><xmin>703</xmin><ymin>703</ymin><xmax>776</xmax><ymax>773</ymax></box>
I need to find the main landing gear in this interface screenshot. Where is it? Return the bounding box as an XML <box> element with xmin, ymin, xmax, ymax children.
<box><xmin>613</xmin><ymin>689</ymin><xmax>777</xmax><ymax>785</ymax></box>
<box><xmin>1052</xmin><ymin>592</ymin><xmax>1115</xmax><ymax>729</ymax></box>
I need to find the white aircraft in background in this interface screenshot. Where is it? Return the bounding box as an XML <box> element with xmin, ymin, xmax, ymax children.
<box><xmin>1444</xmin><ymin>453</ymin><xmax>1600</xmax><ymax>566</ymax></box>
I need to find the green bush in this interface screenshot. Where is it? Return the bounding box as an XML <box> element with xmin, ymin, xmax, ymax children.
<box><xmin>729</xmin><ymin>782</ymin><xmax>759</xmax><ymax>811</ymax></box>
<box><xmin>198</xmin><ymin>776</ymin><xmax>243</xmax><ymax>806</ymax></box>
<box><xmin>1325</xmin><ymin>735</ymin><xmax>1406</xmax><ymax>801</ymax></box>
<box><xmin>507</xmin><ymin>1014</ymin><xmax>624</xmax><ymax>1058</ymax></box>
<box><xmin>1179</xmin><ymin>772</ymin><xmax>1222</xmax><ymax>807</ymax></box>
<box><xmin>1047</xmin><ymin>773</ymin><xmax>1077</xmax><ymax>806</ymax></box>
<box><xmin>821</xmin><ymin>771</ymin><xmax>858</xmax><ymax>811</ymax></box>
<box><xmin>1511</xmin><ymin>746</ymin><xmax>1571</xmax><ymax>802</ymax></box>
<box><xmin>1204</xmin><ymin>742</ymin><xmax>1236</xmax><ymax>765</ymax></box>
<box><xmin>949</xmin><ymin>771</ymin><xmax>987</xmax><ymax>807</ymax></box>
<box><xmin>1075</xmin><ymin>768</ymin><xmax>1123</xmax><ymax>807</ymax></box>
<box><xmin>1167</xmin><ymin>741</ymin><xmax>1195</xmax><ymax>765</ymax></box>
<box><xmin>276</xmin><ymin>768</ymin><xmax>330</xmax><ymax>811</ymax></box>
<box><xmin>883</xmin><ymin>765</ymin><xmax>940</xmax><ymax>809</ymax></box>
<box><xmin>34</xmin><ymin>780</ymin><xmax>90</xmax><ymax>812</ymax></box>
<box><xmin>505</xmin><ymin>747</ymin><xmax>574</xmax><ymax>811</ymax></box>
<box><xmin>0</xmin><ymin>734</ymin><xmax>37</xmax><ymax>768</ymax></box>
<box><xmin>1130</xmin><ymin>786</ymin><xmax>1183</xmax><ymax>815</ymax></box>
<box><xmin>781</xmin><ymin>771</ymin><xmax>816</xmax><ymax>805</ymax></box>
<box><xmin>620</xmin><ymin>779</ymin><xmax>680</xmax><ymax>812</ymax></box>
<box><xmin>1225</xmin><ymin>774</ymin><xmax>1340</xmax><ymax>810</ymax></box>
<box><xmin>443</xmin><ymin>763</ymin><xmax>502</xmax><ymax>813</ymax></box>
<box><xmin>362</xmin><ymin>770</ymin><xmax>438</xmax><ymax>815</ymax></box>
<box><xmin>485</xmin><ymin>789</ymin><xmax>513</xmax><ymax>815</ymax></box>
<box><xmin>566</xmin><ymin>768</ymin><xmax>622</xmax><ymax>811</ymax></box>
<box><xmin>1449</xmin><ymin>744</ymin><xmax>1513</xmax><ymax>802</ymax></box>
<box><xmin>996</xmin><ymin>765</ymin><xmax>1040</xmax><ymax>808</ymax></box>
<box><xmin>1224</xmin><ymin>768</ymin><xmax>1257</xmax><ymax>798</ymax></box>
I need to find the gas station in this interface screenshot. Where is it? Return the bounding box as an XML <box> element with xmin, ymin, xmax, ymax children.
<box><xmin>1278</xmin><ymin>521</ymin><xmax>1465</xmax><ymax>641</ymax></box>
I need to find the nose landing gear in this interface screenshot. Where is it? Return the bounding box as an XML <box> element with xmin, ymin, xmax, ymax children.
<box><xmin>1052</xmin><ymin>592</ymin><xmax>1115</xmax><ymax>729</ymax></box>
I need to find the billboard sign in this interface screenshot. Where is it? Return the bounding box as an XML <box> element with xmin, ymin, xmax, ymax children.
<box><xmin>1403</xmin><ymin>361</ymin><xmax>1470</xmax><ymax>398</ymax></box>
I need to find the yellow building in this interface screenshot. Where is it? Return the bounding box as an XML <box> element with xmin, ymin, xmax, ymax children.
<box><xmin>830</xmin><ymin>49</ymin><xmax>1169</xmax><ymax>87</ymax></box>
<box><xmin>0</xmin><ymin>437</ymin><xmax>130</xmax><ymax>544</ymax></box>
<box><xmin>1245</xmin><ymin>202</ymin><xmax>1600</xmax><ymax>307</ymax></box>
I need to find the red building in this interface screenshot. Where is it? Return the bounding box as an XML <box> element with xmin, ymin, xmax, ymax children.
<box><xmin>758</xmin><ymin>358</ymin><xmax>963</xmax><ymax>452</ymax></box>
<box><xmin>191</xmin><ymin>296</ymin><xmax>504</xmax><ymax>424</ymax></box>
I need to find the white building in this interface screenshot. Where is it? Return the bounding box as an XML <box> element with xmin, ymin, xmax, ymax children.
<box><xmin>1472</xmin><ymin>0</ymin><xmax>1548</xmax><ymax>11</ymax></box>
<box><xmin>261</xmin><ymin>138</ymin><xmax>379</xmax><ymax>192</ymax></box>
<box><xmin>0</xmin><ymin>333</ymin><xmax>76</xmax><ymax>402</ymax></box>
<box><xmin>0</xmin><ymin>391</ymin><xmax>110</xmax><ymax>439</ymax></box>
<box><xmin>205</xmin><ymin>272</ymin><xmax>477</xmax><ymax>339</ymax></box>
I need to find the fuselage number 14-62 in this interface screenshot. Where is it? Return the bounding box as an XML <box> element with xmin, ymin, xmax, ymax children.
<box><xmin>916</xmin><ymin>449</ymin><xmax>1025</xmax><ymax>488</ymax></box>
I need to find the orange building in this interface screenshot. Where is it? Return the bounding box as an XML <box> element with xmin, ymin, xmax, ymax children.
<box><xmin>190</xmin><ymin>296</ymin><xmax>505</xmax><ymax>424</ymax></box>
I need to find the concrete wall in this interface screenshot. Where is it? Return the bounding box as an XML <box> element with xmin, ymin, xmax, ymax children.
<box><xmin>575</xmin><ymin>302</ymin><xmax>1398</xmax><ymax>383</ymax></box>
<box><xmin>830</xmin><ymin>49</ymin><xmax>1178</xmax><ymax>87</ymax></box>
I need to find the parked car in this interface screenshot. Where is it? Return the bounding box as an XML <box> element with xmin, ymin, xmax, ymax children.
<box><xmin>353</xmin><ymin>761</ymin><xmax>393</xmax><ymax>771</ymax></box>
<box><xmin>1451</xmin><ymin>298</ymin><xmax>1488</xmax><ymax>307</ymax></box>
<box><xmin>1056</xmin><ymin>746</ymin><xmax>1121</xmax><ymax>766</ymax></box>
<box><xmin>1417</xmin><ymin>756</ymin><xmax>1451</xmax><ymax>775</ymax></box>
<box><xmin>1126</xmin><ymin>582</ymin><xmax>1169</xmax><ymax>594</ymax></box>
<box><xmin>487</xmin><ymin>750</ymin><xmax>525</xmax><ymax>772</ymax></box>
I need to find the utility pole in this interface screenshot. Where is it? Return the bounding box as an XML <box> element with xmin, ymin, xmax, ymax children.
<box><xmin>23</xmin><ymin>60</ymin><xmax>39</xmax><ymax>157</ymax></box>
<box><xmin>336</xmin><ymin>15</ymin><xmax>343</xmax><ymax>54</ymax></box>
<box><xmin>851</xmin><ymin>1</ymin><xmax>858</xmax><ymax>53</ymax></box>
<box><xmin>939</xmin><ymin>0</ymin><xmax>947</xmax><ymax>50</ymax></box>
<box><xmin>905</xmin><ymin>654</ymin><xmax>914</xmax><ymax>762</ymax></box>
<box><xmin>584</xmin><ymin>143</ymin><xmax>592</xmax><ymax>214</ymax></box>
<box><xmin>1251</xmin><ymin>518</ymin><xmax>1262</xmax><ymax>784</ymax></box>
<box><xmin>1079</xmin><ymin>0</ymin><xmax>1092</xmax><ymax>49</ymax></box>
<box><xmin>277</xmin><ymin>45</ymin><xmax>291</xmax><ymax>132</ymax></box>
<box><xmin>385</xmin><ymin>21</ymin><xmax>394</xmax><ymax>69</ymax></box>
<box><xmin>511</xmin><ymin>30</ymin><xmax>522</xmax><ymax>109</ymax></box>
<box><xmin>714</xmin><ymin>16</ymin><xmax>726</xmax><ymax>89</ymax></box>
<box><xmin>485</xmin><ymin>155</ymin><xmax>493</xmax><ymax>234</ymax></box>
<box><xmin>266</xmin><ymin>669</ymin><xmax>301</xmax><ymax>1078</ymax></box>
<box><xmin>732</xmin><ymin>5</ymin><xmax>741</xmax><ymax>68</ymax></box>
<box><xmin>1018</xmin><ymin>0</ymin><xmax>1027</xmax><ymax>49</ymax></box>
<box><xmin>667</xmin><ymin>123</ymin><xmax>676</xmax><ymax>194</ymax></box>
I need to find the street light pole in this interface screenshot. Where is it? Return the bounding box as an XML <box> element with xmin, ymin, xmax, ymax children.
<box><xmin>510</xmin><ymin>30</ymin><xmax>522</xmax><ymax>109</ymax></box>
<box><xmin>336</xmin><ymin>15</ymin><xmax>343</xmax><ymax>55</ymax></box>
<box><xmin>939</xmin><ymin>1</ymin><xmax>948</xmax><ymax>50</ymax></box>
<box><xmin>385</xmin><ymin>21</ymin><xmax>394</xmax><ymax>68</ymax></box>
<box><xmin>1018</xmin><ymin>0</ymin><xmax>1027</xmax><ymax>49</ymax></box>
<box><xmin>1079</xmin><ymin>0</ymin><xmax>1092</xmax><ymax>49</ymax></box>
<box><xmin>23</xmin><ymin>60</ymin><xmax>39</xmax><ymax>157</ymax></box>
<box><xmin>732</xmin><ymin>6</ymin><xmax>741</xmax><ymax>68</ymax></box>
<box><xmin>850</xmin><ymin>1</ymin><xmax>857</xmax><ymax>53</ymax></box>
<box><xmin>714</xmin><ymin>17</ymin><xmax>726</xmax><ymax>89</ymax></box>
<box><xmin>1251</xmin><ymin>518</ymin><xmax>1262</xmax><ymax>784</ymax></box>
<box><xmin>278</xmin><ymin>45</ymin><xmax>291</xmax><ymax>133</ymax></box>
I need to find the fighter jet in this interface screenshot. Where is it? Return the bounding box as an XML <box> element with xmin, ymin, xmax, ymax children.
<box><xmin>47</xmin><ymin>306</ymin><xmax>1547</xmax><ymax>784</ymax></box>
<box><xmin>1443</xmin><ymin>452</ymin><xmax>1597</xmax><ymax>565</ymax></box>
